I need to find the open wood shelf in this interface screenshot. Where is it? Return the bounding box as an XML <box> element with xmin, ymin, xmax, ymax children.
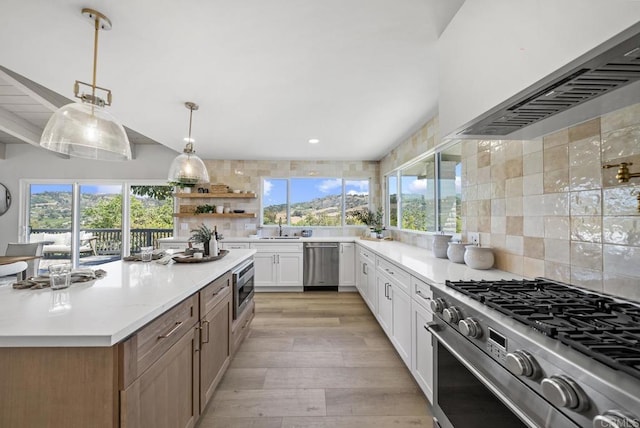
<box><xmin>174</xmin><ymin>192</ymin><xmax>256</xmax><ymax>199</ymax></box>
<box><xmin>173</xmin><ymin>213</ymin><xmax>256</xmax><ymax>219</ymax></box>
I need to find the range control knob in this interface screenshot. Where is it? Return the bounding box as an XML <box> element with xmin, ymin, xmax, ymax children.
<box><xmin>593</xmin><ymin>410</ymin><xmax>640</xmax><ymax>428</ymax></box>
<box><xmin>541</xmin><ymin>375</ymin><xmax>589</xmax><ymax>412</ymax></box>
<box><xmin>458</xmin><ymin>318</ymin><xmax>482</xmax><ymax>338</ymax></box>
<box><xmin>430</xmin><ymin>298</ymin><xmax>446</xmax><ymax>314</ymax></box>
<box><xmin>505</xmin><ymin>350</ymin><xmax>540</xmax><ymax>378</ymax></box>
<box><xmin>443</xmin><ymin>306</ymin><xmax>462</xmax><ymax>324</ymax></box>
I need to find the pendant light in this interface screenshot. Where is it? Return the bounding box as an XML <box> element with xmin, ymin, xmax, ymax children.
<box><xmin>40</xmin><ymin>8</ymin><xmax>132</xmax><ymax>161</ymax></box>
<box><xmin>167</xmin><ymin>102</ymin><xmax>210</xmax><ymax>185</ymax></box>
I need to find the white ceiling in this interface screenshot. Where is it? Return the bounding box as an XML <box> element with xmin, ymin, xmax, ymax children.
<box><xmin>0</xmin><ymin>0</ymin><xmax>464</xmax><ymax>161</ymax></box>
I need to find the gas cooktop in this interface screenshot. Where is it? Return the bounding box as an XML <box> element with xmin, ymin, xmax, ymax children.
<box><xmin>445</xmin><ymin>278</ymin><xmax>640</xmax><ymax>380</ymax></box>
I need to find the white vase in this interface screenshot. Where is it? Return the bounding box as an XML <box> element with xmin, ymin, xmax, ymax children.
<box><xmin>447</xmin><ymin>242</ymin><xmax>467</xmax><ymax>263</ymax></box>
<box><xmin>464</xmin><ymin>245</ymin><xmax>494</xmax><ymax>269</ymax></box>
<box><xmin>432</xmin><ymin>234</ymin><xmax>452</xmax><ymax>258</ymax></box>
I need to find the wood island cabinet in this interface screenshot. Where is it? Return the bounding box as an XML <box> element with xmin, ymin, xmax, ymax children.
<box><xmin>0</xmin><ymin>270</ymin><xmax>250</xmax><ymax>428</ymax></box>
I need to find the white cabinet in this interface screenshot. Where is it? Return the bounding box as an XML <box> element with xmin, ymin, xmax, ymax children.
<box><xmin>220</xmin><ymin>241</ymin><xmax>250</xmax><ymax>250</ymax></box>
<box><xmin>376</xmin><ymin>274</ymin><xmax>393</xmax><ymax>334</ymax></box>
<box><xmin>250</xmin><ymin>242</ymin><xmax>303</xmax><ymax>290</ymax></box>
<box><xmin>391</xmin><ymin>285</ymin><xmax>412</xmax><ymax>365</ymax></box>
<box><xmin>411</xmin><ymin>277</ymin><xmax>434</xmax><ymax>402</ymax></box>
<box><xmin>373</xmin><ymin>254</ymin><xmax>413</xmax><ymax>368</ymax></box>
<box><xmin>338</xmin><ymin>242</ymin><xmax>355</xmax><ymax>287</ymax></box>
<box><xmin>357</xmin><ymin>247</ymin><xmax>376</xmax><ymax>312</ymax></box>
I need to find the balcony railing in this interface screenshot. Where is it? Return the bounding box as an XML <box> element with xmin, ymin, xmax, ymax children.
<box><xmin>30</xmin><ymin>228</ymin><xmax>173</xmax><ymax>256</ymax></box>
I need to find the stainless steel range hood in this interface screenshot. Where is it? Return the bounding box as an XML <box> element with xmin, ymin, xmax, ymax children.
<box><xmin>457</xmin><ymin>22</ymin><xmax>640</xmax><ymax>139</ymax></box>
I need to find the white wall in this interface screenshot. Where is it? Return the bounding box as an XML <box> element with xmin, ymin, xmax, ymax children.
<box><xmin>437</xmin><ymin>0</ymin><xmax>640</xmax><ymax>138</ymax></box>
<box><xmin>0</xmin><ymin>144</ymin><xmax>178</xmax><ymax>252</ymax></box>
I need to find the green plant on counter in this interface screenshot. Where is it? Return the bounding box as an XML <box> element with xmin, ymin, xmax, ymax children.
<box><xmin>190</xmin><ymin>223</ymin><xmax>213</xmax><ymax>243</ymax></box>
<box><xmin>169</xmin><ymin>179</ymin><xmax>198</xmax><ymax>189</ymax></box>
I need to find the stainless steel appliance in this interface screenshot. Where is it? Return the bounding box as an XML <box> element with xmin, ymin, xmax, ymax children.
<box><xmin>232</xmin><ymin>259</ymin><xmax>254</xmax><ymax>320</ymax></box>
<box><xmin>427</xmin><ymin>278</ymin><xmax>640</xmax><ymax>428</ymax></box>
<box><xmin>303</xmin><ymin>242</ymin><xmax>338</xmax><ymax>290</ymax></box>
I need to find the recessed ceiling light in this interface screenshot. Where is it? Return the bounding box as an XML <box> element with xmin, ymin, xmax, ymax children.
<box><xmin>308</xmin><ymin>138</ymin><xmax>320</xmax><ymax>144</ymax></box>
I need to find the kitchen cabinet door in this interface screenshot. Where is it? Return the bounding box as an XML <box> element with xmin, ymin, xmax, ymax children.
<box><xmin>253</xmin><ymin>252</ymin><xmax>278</xmax><ymax>287</ymax></box>
<box><xmin>391</xmin><ymin>286</ymin><xmax>411</xmax><ymax>368</ymax></box>
<box><xmin>338</xmin><ymin>242</ymin><xmax>355</xmax><ymax>286</ymax></box>
<box><xmin>121</xmin><ymin>327</ymin><xmax>199</xmax><ymax>428</ymax></box>
<box><xmin>365</xmin><ymin>258</ymin><xmax>377</xmax><ymax>313</ymax></box>
<box><xmin>199</xmin><ymin>289</ymin><xmax>231</xmax><ymax>411</ymax></box>
<box><xmin>376</xmin><ymin>275</ymin><xmax>392</xmax><ymax>335</ymax></box>
<box><xmin>412</xmin><ymin>300</ymin><xmax>433</xmax><ymax>403</ymax></box>
<box><xmin>277</xmin><ymin>252</ymin><xmax>303</xmax><ymax>286</ymax></box>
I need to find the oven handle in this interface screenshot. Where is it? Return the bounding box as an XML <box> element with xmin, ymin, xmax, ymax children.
<box><xmin>425</xmin><ymin>322</ymin><xmax>539</xmax><ymax>428</ymax></box>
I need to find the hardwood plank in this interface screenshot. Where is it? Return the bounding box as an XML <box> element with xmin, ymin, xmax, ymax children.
<box><xmin>216</xmin><ymin>368</ymin><xmax>267</xmax><ymax>390</ymax></box>
<box><xmin>325</xmin><ymin>388</ymin><xmax>430</xmax><ymax>416</ymax></box>
<box><xmin>281</xmin><ymin>416</ymin><xmax>433</xmax><ymax>428</ymax></box>
<box><xmin>197</xmin><ymin>416</ymin><xmax>283</xmax><ymax>428</ymax></box>
<box><xmin>251</xmin><ymin>317</ymin><xmax>341</xmax><ymax>328</ymax></box>
<box><xmin>249</xmin><ymin>326</ymin><xmax>384</xmax><ymax>339</ymax></box>
<box><xmin>209</xmin><ymin>389</ymin><xmax>326</xmax><ymax>417</ymax></box>
<box><xmin>230</xmin><ymin>351</ymin><xmax>345</xmax><ymax>368</ymax></box>
<box><xmin>239</xmin><ymin>337</ymin><xmax>295</xmax><ymax>352</ymax></box>
<box><xmin>292</xmin><ymin>336</ymin><xmax>370</xmax><ymax>352</ymax></box>
<box><xmin>263</xmin><ymin>367</ymin><xmax>416</xmax><ymax>389</ymax></box>
<box><xmin>341</xmin><ymin>350</ymin><xmax>405</xmax><ymax>368</ymax></box>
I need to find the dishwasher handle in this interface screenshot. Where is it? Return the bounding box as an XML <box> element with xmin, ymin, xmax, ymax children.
<box><xmin>304</xmin><ymin>243</ymin><xmax>339</xmax><ymax>248</ymax></box>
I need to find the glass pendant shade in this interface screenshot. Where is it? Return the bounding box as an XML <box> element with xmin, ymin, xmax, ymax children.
<box><xmin>167</xmin><ymin>150</ymin><xmax>210</xmax><ymax>185</ymax></box>
<box><xmin>40</xmin><ymin>102</ymin><xmax>132</xmax><ymax>161</ymax></box>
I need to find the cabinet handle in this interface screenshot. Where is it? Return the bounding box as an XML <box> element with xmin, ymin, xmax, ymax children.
<box><xmin>415</xmin><ymin>289</ymin><xmax>431</xmax><ymax>301</ymax></box>
<box><xmin>384</xmin><ymin>282</ymin><xmax>389</xmax><ymax>298</ymax></box>
<box><xmin>158</xmin><ymin>321</ymin><xmax>183</xmax><ymax>339</ymax></box>
<box><xmin>362</xmin><ymin>263</ymin><xmax>367</xmax><ymax>275</ymax></box>
<box><xmin>387</xmin><ymin>283</ymin><xmax>392</xmax><ymax>300</ymax></box>
<box><xmin>201</xmin><ymin>320</ymin><xmax>210</xmax><ymax>344</ymax></box>
<box><xmin>385</xmin><ymin>268</ymin><xmax>394</xmax><ymax>275</ymax></box>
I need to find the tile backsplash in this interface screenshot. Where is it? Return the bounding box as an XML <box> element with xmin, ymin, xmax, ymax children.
<box><xmin>461</xmin><ymin>103</ymin><xmax>640</xmax><ymax>301</ymax></box>
<box><xmin>176</xmin><ymin>160</ymin><xmax>379</xmax><ymax>239</ymax></box>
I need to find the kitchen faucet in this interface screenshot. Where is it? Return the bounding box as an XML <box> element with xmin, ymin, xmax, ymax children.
<box><xmin>278</xmin><ymin>217</ymin><xmax>283</xmax><ymax>236</ymax></box>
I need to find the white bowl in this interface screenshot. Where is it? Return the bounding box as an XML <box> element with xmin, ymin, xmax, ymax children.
<box><xmin>432</xmin><ymin>234</ymin><xmax>452</xmax><ymax>258</ymax></box>
<box><xmin>233</xmin><ymin>190</ymin><xmax>241</xmax><ymax>193</ymax></box>
<box><xmin>464</xmin><ymin>245</ymin><xmax>494</xmax><ymax>270</ymax></box>
<box><xmin>447</xmin><ymin>242</ymin><xmax>467</xmax><ymax>263</ymax></box>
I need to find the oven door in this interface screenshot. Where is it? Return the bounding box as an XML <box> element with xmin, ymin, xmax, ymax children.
<box><xmin>427</xmin><ymin>319</ymin><xmax>579</xmax><ymax>428</ymax></box>
<box><xmin>233</xmin><ymin>261</ymin><xmax>254</xmax><ymax>320</ymax></box>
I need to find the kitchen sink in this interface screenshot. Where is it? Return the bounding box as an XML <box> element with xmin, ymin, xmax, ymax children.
<box><xmin>259</xmin><ymin>236</ymin><xmax>300</xmax><ymax>240</ymax></box>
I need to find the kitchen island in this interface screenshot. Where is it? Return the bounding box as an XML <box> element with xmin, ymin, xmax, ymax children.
<box><xmin>0</xmin><ymin>249</ymin><xmax>255</xmax><ymax>428</ymax></box>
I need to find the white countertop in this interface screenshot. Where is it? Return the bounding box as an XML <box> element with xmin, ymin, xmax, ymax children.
<box><xmin>0</xmin><ymin>249</ymin><xmax>255</xmax><ymax>348</ymax></box>
<box><xmin>355</xmin><ymin>239</ymin><xmax>523</xmax><ymax>286</ymax></box>
<box><xmin>161</xmin><ymin>236</ymin><xmax>359</xmax><ymax>243</ymax></box>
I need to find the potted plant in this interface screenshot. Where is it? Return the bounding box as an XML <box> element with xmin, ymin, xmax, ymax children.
<box><xmin>190</xmin><ymin>223</ymin><xmax>213</xmax><ymax>256</ymax></box>
<box><xmin>348</xmin><ymin>208</ymin><xmax>385</xmax><ymax>238</ymax></box>
<box><xmin>169</xmin><ymin>179</ymin><xmax>198</xmax><ymax>194</ymax></box>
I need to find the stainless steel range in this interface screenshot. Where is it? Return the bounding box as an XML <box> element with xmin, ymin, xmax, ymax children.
<box><xmin>427</xmin><ymin>278</ymin><xmax>640</xmax><ymax>428</ymax></box>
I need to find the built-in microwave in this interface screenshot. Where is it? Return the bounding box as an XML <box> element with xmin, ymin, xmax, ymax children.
<box><xmin>232</xmin><ymin>259</ymin><xmax>254</xmax><ymax>320</ymax></box>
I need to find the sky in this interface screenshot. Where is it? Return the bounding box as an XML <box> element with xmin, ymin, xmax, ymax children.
<box><xmin>263</xmin><ymin>178</ymin><xmax>369</xmax><ymax>206</ymax></box>
<box><xmin>30</xmin><ymin>184</ymin><xmax>123</xmax><ymax>194</ymax></box>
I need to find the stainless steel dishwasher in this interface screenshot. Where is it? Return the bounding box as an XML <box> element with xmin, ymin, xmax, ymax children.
<box><xmin>303</xmin><ymin>242</ymin><xmax>339</xmax><ymax>290</ymax></box>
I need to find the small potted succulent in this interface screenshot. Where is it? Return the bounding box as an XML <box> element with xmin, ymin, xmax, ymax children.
<box><xmin>348</xmin><ymin>208</ymin><xmax>385</xmax><ymax>238</ymax></box>
<box><xmin>190</xmin><ymin>223</ymin><xmax>213</xmax><ymax>256</ymax></box>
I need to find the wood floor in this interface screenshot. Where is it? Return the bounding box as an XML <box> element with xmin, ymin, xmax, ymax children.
<box><xmin>197</xmin><ymin>292</ymin><xmax>433</xmax><ymax>428</ymax></box>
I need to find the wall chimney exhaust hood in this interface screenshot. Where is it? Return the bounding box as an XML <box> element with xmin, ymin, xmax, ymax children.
<box><xmin>457</xmin><ymin>22</ymin><xmax>640</xmax><ymax>140</ymax></box>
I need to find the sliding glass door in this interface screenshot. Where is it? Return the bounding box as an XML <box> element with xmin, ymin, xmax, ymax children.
<box><xmin>23</xmin><ymin>181</ymin><xmax>173</xmax><ymax>271</ymax></box>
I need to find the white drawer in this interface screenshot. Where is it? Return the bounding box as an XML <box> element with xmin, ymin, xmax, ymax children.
<box><xmin>250</xmin><ymin>242</ymin><xmax>303</xmax><ymax>253</ymax></box>
<box><xmin>412</xmin><ymin>276</ymin><xmax>433</xmax><ymax>311</ymax></box>
<box><xmin>221</xmin><ymin>242</ymin><xmax>250</xmax><ymax>250</ymax></box>
<box><xmin>358</xmin><ymin>246</ymin><xmax>374</xmax><ymax>261</ymax></box>
<box><xmin>376</xmin><ymin>257</ymin><xmax>410</xmax><ymax>294</ymax></box>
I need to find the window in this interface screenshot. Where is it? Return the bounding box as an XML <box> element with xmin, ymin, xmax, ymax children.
<box><xmin>262</xmin><ymin>177</ymin><xmax>369</xmax><ymax>227</ymax></box>
<box><xmin>22</xmin><ymin>181</ymin><xmax>173</xmax><ymax>270</ymax></box>
<box><xmin>439</xmin><ymin>145</ymin><xmax>462</xmax><ymax>234</ymax></box>
<box><xmin>385</xmin><ymin>142</ymin><xmax>461</xmax><ymax>234</ymax></box>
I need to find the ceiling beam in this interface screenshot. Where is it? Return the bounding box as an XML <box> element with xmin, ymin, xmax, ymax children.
<box><xmin>0</xmin><ymin>105</ymin><xmax>69</xmax><ymax>159</ymax></box>
<box><xmin>0</xmin><ymin>66</ymin><xmax>66</xmax><ymax>112</ymax></box>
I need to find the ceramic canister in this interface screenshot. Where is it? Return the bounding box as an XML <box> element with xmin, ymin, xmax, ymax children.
<box><xmin>464</xmin><ymin>245</ymin><xmax>495</xmax><ymax>270</ymax></box>
<box><xmin>432</xmin><ymin>234</ymin><xmax>453</xmax><ymax>258</ymax></box>
<box><xmin>447</xmin><ymin>242</ymin><xmax>467</xmax><ymax>263</ymax></box>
